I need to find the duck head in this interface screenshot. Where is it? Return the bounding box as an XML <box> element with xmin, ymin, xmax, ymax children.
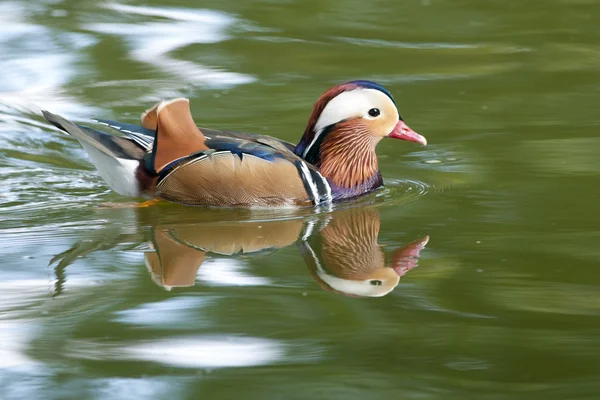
<box><xmin>295</xmin><ymin>81</ymin><xmax>426</xmax><ymax>198</ymax></box>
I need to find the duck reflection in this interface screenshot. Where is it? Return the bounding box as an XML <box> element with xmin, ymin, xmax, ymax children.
<box><xmin>51</xmin><ymin>206</ymin><xmax>428</xmax><ymax>298</ymax></box>
<box><xmin>140</xmin><ymin>207</ymin><xmax>428</xmax><ymax>297</ymax></box>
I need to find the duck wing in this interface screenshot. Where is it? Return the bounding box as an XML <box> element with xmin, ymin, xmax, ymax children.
<box><xmin>94</xmin><ymin>119</ymin><xmax>297</xmax><ymax>157</ymax></box>
<box><xmin>153</xmin><ymin>141</ymin><xmax>325</xmax><ymax>208</ymax></box>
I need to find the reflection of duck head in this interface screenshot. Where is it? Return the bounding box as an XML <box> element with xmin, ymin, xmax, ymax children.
<box><xmin>142</xmin><ymin>206</ymin><xmax>428</xmax><ymax>297</ymax></box>
<box><xmin>299</xmin><ymin>208</ymin><xmax>428</xmax><ymax>297</ymax></box>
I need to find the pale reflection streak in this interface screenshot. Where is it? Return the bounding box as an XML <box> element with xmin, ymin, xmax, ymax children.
<box><xmin>0</xmin><ymin>280</ymin><xmax>56</xmax><ymax>371</ymax></box>
<box><xmin>113</xmin><ymin>297</ymin><xmax>212</xmax><ymax>327</ymax></box>
<box><xmin>0</xmin><ymin>2</ymin><xmax>254</xmax><ymax>118</ymax></box>
<box><xmin>0</xmin><ymin>3</ymin><xmax>97</xmax><ymax>116</ymax></box>
<box><xmin>85</xmin><ymin>3</ymin><xmax>255</xmax><ymax>88</ymax></box>
<box><xmin>66</xmin><ymin>336</ymin><xmax>284</xmax><ymax>369</ymax></box>
<box><xmin>0</xmin><ymin>320</ymin><xmax>39</xmax><ymax>369</ymax></box>
<box><xmin>196</xmin><ymin>259</ymin><xmax>272</xmax><ymax>287</ymax></box>
<box><xmin>124</xmin><ymin>337</ymin><xmax>283</xmax><ymax>368</ymax></box>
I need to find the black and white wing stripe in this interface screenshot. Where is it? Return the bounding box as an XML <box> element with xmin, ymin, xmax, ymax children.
<box><xmin>295</xmin><ymin>160</ymin><xmax>333</xmax><ymax>206</ymax></box>
<box><xmin>93</xmin><ymin>118</ymin><xmax>155</xmax><ymax>150</ymax></box>
<box><xmin>311</xmin><ymin>170</ymin><xmax>333</xmax><ymax>205</ymax></box>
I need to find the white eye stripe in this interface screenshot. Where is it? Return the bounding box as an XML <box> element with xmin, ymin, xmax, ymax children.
<box><xmin>314</xmin><ymin>89</ymin><xmax>383</xmax><ymax>133</ymax></box>
<box><xmin>302</xmin><ymin>88</ymin><xmax>397</xmax><ymax>158</ymax></box>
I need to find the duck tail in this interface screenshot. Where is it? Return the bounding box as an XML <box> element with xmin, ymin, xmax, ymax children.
<box><xmin>42</xmin><ymin>110</ymin><xmax>146</xmax><ymax>197</ymax></box>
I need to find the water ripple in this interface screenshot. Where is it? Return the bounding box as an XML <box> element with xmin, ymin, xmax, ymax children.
<box><xmin>0</xmin><ymin>3</ymin><xmax>98</xmax><ymax>117</ymax></box>
<box><xmin>85</xmin><ymin>3</ymin><xmax>255</xmax><ymax>90</ymax></box>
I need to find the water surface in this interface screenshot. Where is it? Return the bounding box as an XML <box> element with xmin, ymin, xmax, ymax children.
<box><xmin>1</xmin><ymin>1</ymin><xmax>600</xmax><ymax>399</ymax></box>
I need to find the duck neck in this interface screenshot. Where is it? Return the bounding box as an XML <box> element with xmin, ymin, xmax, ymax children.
<box><xmin>299</xmin><ymin>126</ymin><xmax>383</xmax><ymax>199</ymax></box>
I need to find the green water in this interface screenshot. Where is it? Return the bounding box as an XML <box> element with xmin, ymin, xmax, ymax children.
<box><xmin>1</xmin><ymin>0</ymin><xmax>600</xmax><ymax>398</ymax></box>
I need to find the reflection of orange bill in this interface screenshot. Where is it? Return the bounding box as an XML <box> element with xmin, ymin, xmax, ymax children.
<box><xmin>391</xmin><ymin>236</ymin><xmax>430</xmax><ymax>276</ymax></box>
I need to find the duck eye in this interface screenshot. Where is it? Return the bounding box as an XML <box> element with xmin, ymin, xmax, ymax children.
<box><xmin>368</xmin><ymin>108</ymin><xmax>380</xmax><ymax>117</ymax></box>
<box><xmin>370</xmin><ymin>280</ymin><xmax>382</xmax><ymax>286</ymax></box>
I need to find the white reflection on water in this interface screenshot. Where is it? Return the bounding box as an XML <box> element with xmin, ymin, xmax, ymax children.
<box><xmin>197</xmin><ymin>259</ymin><xmax>271</xmax><ymax>286</ymax></box>
<box><xmin>0</xmin><ymin>1</ymin><xmax>254</xmax><ymax>119</ymax></box>
<box><xmin>113</xmin><ymin>297</ymin><xmax>214</xmax><ymax>327</ymax></box>
<box><xmin>0</xmin><ymin>2</ymin><xmax>98</xmax><ymax>116</ymax></box>
<box><xmin>68</xmin><ymin>336</ymin><xmax>284</xmax><ymax>369</ymax></box>
<box><xmin>85</xmin><ymin>3</ymin><xmax>254</xmax><ymax>89</ymax></box>
<box><xmin>0</xmin><ymin>279</ymin><xmax>50</xmax><ymax>373</ymax></box>
<box><xmin>94</xmin><ymin>378</ymin><xmax>181</xmax><ymax>400</ymax></box>
<box><xmin>124</xmin><ymin>336</ymin><xmax>283</xmax><ymax>368</ymax></box>
<box><xmin>0</xmin><ymin>321</ymin><xmax>40</xmax><ymax>370</ymax></box>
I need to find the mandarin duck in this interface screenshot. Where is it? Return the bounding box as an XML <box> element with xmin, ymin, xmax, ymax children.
<box><xmin>42</xmin><ymin>81</ymin><xmax>426</xmax><ymax>208</ymax></box>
